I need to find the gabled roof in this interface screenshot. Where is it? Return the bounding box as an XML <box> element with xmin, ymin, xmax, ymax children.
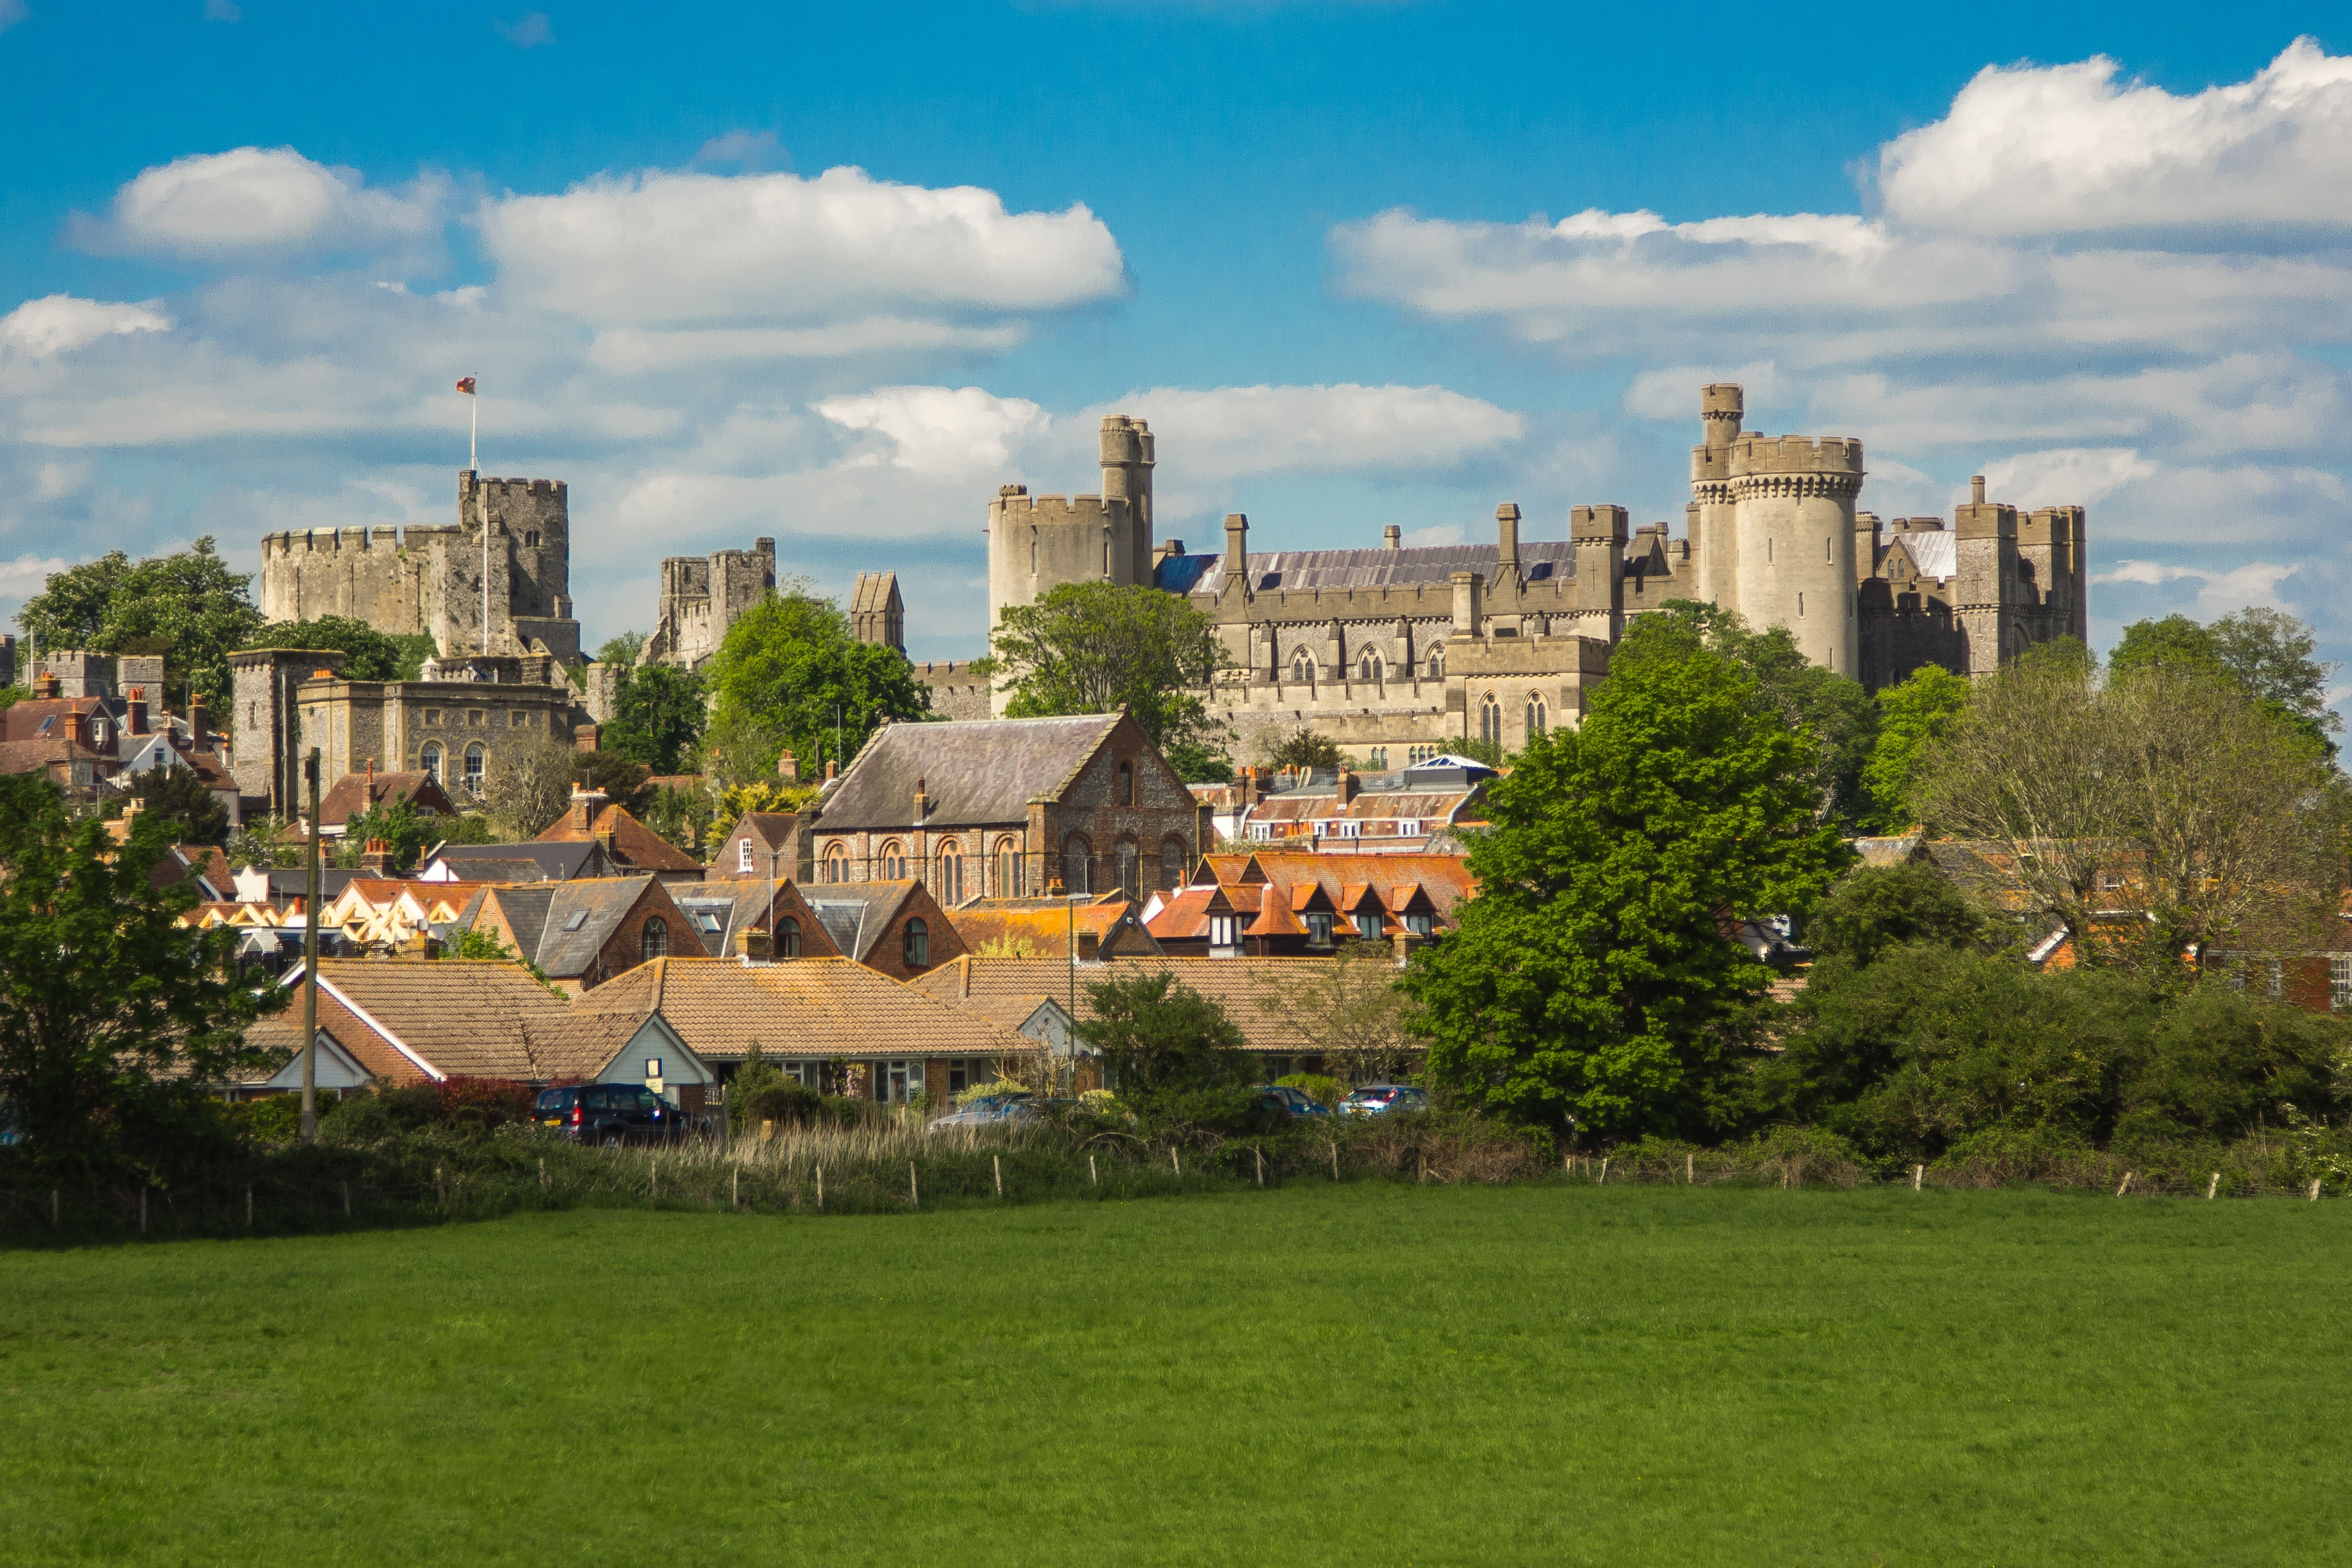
<box><xmin>1159</xmin><ymin>542</ymin><xmax>1578</xmax><ymax>598</ymax></box>
<box><xmin>537</xmin><ymin>796</ymin><xmax>701</xmax><ymax>873</ymax></box>
<box><xmin>533</xmin><ymin>875</ymin><xmax>675</xmax><ymax>978</ymax></box>
<box><xmin>668</xmin><ymin>880</ymin><xmax>844</xmax><ymax>960</ymax></box>
<box><xmin>909</xmin><ymin>955</ymin><xmax>1406</xmax><ymax>1055</ymax></box>
<box><xmin>818</xmin><ymin>714</ymin><xmax>1126</xmax><ymax>830</ymax></box>
<box><xmin>945</xmin><ymin>895</ymin><xmax>1163</xmax><ymax>958</ymax></box>
<box><xmin>246</xmin><ymin>958</ymin><xmax>573</xmax><ymax>1082</ymax></box>
<box><xmin>574</xmin><ymin>956</ymin><xmax>1037</xmax><ymax>1060</ymax></box>
<box><xmin>424</xmin><ymin>842</ymin><xmax>613</xmax><ymax>883</ymax></box>
<box><xmin>318</xmin><ymin>769</ymin><xmax>458</xmax><ymax>828</ymax></box>
<box><xmin>797</xmin><ymin>880</ymin><xmax>960</xmax><ymax>965</ymax></box>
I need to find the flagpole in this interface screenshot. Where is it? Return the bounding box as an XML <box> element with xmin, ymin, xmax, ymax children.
<box><xmin>470</xmin><ymin>392</ymin><xmax>478</xmax><ymax>472</ymax></box>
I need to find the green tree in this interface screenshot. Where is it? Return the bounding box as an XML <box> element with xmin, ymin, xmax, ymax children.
<box><xmin>977</xmin><ymin>582</ymin><xmax>1230</xmax><ymax>757</ymax></box>
<box><xmin>597</xmin><ymin>631</ymin><xmax>648</xmax><ymax>667</ymax></box>
<box><xmin>1643</xmin><ymin>602</ymin><xmax>1879</xmax><ymax>824</ymax></box>
<box><xmin>244</xmin><ymin>617</ymin><xmax>436</xmax><ymax>683</ymax></box>
<box><xmin>573</xmin><ymin>749</ymin><xmax>654</xmax><ymax>816</ymax></box>
<box><xmin>225</xmin><ymin>814</ymin><xmax>303</xmax><ymax>871</ymax></box>
<box><xmin>1802</xmin><ymin>862</ymin><xmax>1987</xmax><ymax>969</ymax></box>
<box><xmin>1079</xmin><ymin>970</ymin><xmax>1248</xmax><ymax>1099</ymax></box>
<box><xmin>0</xmin><ymin>775</ymin><xmax>284</xmax><ymax>1168</ymax></box>
<box><xmin>1857</xmin><ymin>664</ymin><xmax>1974</xmax><ymax>833</ymax></box>
<box><xmin>16</xmin><ymin>539</ymin><xmax>267</xmax><ymax>710</ymax></box>
<box><xmin>1260</xmin><ymin>726</ymin><xmax>1345</xmax><ymax>774</ymax></box>
<box><xmin>2114</xmin><ymin>608</ymin><xmax>2341</xmax><ymax>759</ymax></box>
<box><xmin>704</xmin><ymin>591</ymin><xmax>932</xmax><ymax>779</ymax></box>
<box><xmin>603</xmin><ymin>662</ymin><xmax>706</xmax><ymax>774</ymax></box>
<box><xmin>333</xmin><ymin>798</ymin><xmax>440</xmax><ymax>872</ymax></box>
<box><xmin>121</xmin><ymin>764</ymin><xmax>230</xmax><ymax>847</ymax></box>
<box><xmin>1405</xmin><ymin>617</ymin><xmax>1852</xmax><ymax>1137</ymax></box>
<box><xmin>2109</xmin><ymin>613</ymin><xmax>2221</xmax><ymax>683</ymax></box>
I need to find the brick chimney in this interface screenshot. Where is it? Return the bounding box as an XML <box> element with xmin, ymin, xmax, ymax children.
<box><xmin>187</xmin><ymin>698</ymin><xmax>207</xmax><ymax>746</ymax></box>
<box><xmin>359</xmin><ymin>838</ymin><xmax>393</xmax><ymax>875</ymax></box>
<box><xmin>735</xmin><ymin>926</ymin><xmax>772</xmax><ymax>961</ymax></box>
<box><xmin>568</xmin><ymin>785</ymin><xmax>607</xmax><ymax>835</ymax></box>
<box><xmin>777</xmin><ymin>749</ymin><xmax>799</xmax><ymax>783</ymax></box>
<box><xmin>125</xmin><ymin>687</ymin><xmax>148</xmax><ymax>735</ymax></box>
<box><xmin>34</xmin><ymin>671</ymin><xmax>59</xmax><ymax>699</ymax></box>
<box><xmin>63</xmin><ymin>708</ymin><xmax>89</xmax><ymax>749</ymax></box>
<box><xmin>824</xmin><ymin>758</ymin><xmax>838</xmax><ymax>782</ymax></box>
<box><xmin>913</xmin><ymin>774</ymin><xmax>929</xmax><ymax>823</ymax></box>
<box><xmin>1336</xmin><ymin>766</ymin><xmax>1359</xmax><ymax>805</ymax></box>
<box><xmin>574</xmin><ymin>724</ymin><xmax>600</xmax><ymax>753</ymax></box>
<box><xmin>1239</xmin><ymin>766</ymin><xmax>1259</xmax><ymax>809</ymax></box>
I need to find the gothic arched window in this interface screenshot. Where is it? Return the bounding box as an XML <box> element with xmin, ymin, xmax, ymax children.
<box><xmin>1115</xmin><ymin>839</ymin><xmax>1139</xmax><ymax>900</ymax></box>
<box><xmin>1479</xmin><ymin>695</ymin><xmax>1502</xmax><ymax>749</ymax></box>
<box><xmin>881</xmin><ymin>841</ymin><xmax>906</xmax><ymax>879</ymax></box>
<box><xmin>994</xmin><ymin>838</ymin><xmax>1020</xmax><ymax>897</ymax></box>
<box><xmin>1526</xmin><ymin>694</ymin><xmax>1547</xmax><ymax>739</ymax></box>
<box><xmin>1063</xmin><ymin>836</ymin><xmax>1092</xmax><ymax>897</ymax></box>
<box><xmin>1291</xmin><ymin>650</ymin><xmax>1316</xmax><ymax>688</ymax></box>
<box><xmin>1427</xmin><ymin>648</ymin><xmax>1445</xmax><ymax>680</ymax></box>
<box><xmin>641</xmin><ymin>916</ymin><xmax>670</xmax><ymax>962</ymax></box>
<box><xmin>936</xmin><ymin>841</ymin><xmax>963</xmax><ymax>905</ymax></box>
<box><xmin>462</xmin><ymin>743</ymin><xmax>486</xmax><ymax>794</ymax></box>
<box><xmin>1359</xmin><ymin>652</ymin><xmax>1382</xmax><ymax>686</ymax></box>
<box><xmin>421</xmin><ymin>742</ymin><xmax>442</xmax><ymax>784</ymax></box>
<box><xmin>824</xmin><ymin>846</ymin><xmax>850</xmax><ymax>883</ymax></box>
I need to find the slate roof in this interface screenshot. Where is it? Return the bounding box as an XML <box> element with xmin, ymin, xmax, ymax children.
<box><xmin>425</xmin><ymin>842</ymin><xmax>613</xmax><ymax>883</ymax></box>
<box><xmin>318</xmin><ymin>769</ymin><xmax>458</xmax><ymax>828</ymax></box>
<box><xmin>1158</xmin><ymin>543</ymin><xmax>1579</xmax><ymax>598</ymax></box>
<box><xmin>799</xmin><ymin>880</ymin><xmax>946</xmax><ymax>964</ymax></box>
<box><xmin>463</xmin><ymin>874</ymin><xmax>682</xmax><ymax>980</ymax></box>
<box><xmin>669</xmin><ymin>881</ymin><xmax>845</xmax><ymax>960</ymax></box>
<box><xmin>537</xmin><ymin>796</ymin><xmax>700</xmax><ymax>872</ymax></box>
<box><xmin>246</xmin><ymin>958</ymin><xmax>573</xmax><ymax>1081</ymax></box>
<box><xmin>574</xmin><ymin>956</ymin><xmax>1036</xmax><ymax>1061</ymax></box>
<box><xmin>0</xmin><ymin>736</ymin><xmax>103</xmax><ymax>777</ymax></box>
<box><xmin>910</xmin><ymin>955</ymin><xmax>1399</xmax><ymax>1055</ymax></box>
<box><xmin>818</xmin><ymin>714</ymin><xmax>1123</xmax><ymax>830</ymax></box>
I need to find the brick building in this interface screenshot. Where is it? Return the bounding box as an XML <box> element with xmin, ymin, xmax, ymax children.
<box><xmin>807</xmin><ymin>712</ymin><xmax>1208</xmax><ymax>904</ymax></box>
<box><xmin>456</xmin><ymin>873</ymin><xmax>695</xmax><ymax>995</ymax></box>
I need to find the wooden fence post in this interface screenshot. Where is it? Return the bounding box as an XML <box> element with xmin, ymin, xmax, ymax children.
<box><xmin>139</xmin><ymin>1188</ymin><xmax>147</xmax><ymax>1235</ymax></box>
<box><xmin>732</xmin><ymin>1167</ymin><xmax>740</xmax><ymax>1211</ymax></box>
<box><xmin>245</xmin><ymin>1187</ymin><xmax>253</xmax><ymax>1229</ymax></box>
<box><xmin>51</xmin><ymin>1189</ymin><xmax>59</xmax><ymax>1228</ymax></box>
<box><xmin>538</xmin><ymin>1158</ymin><xmax>547</xmax><ymax>1189</ymax></box>
<box><xmin>1597</xmin><ymin>1157</ymin><xmax>1608</xmax><ymax>1186</ymax></box>
<box><xmin>1332</xmin><ymin>1142</ymin><xmax>1341</xmax><ymax>1182</ymax></box>
<box><xmin>816</xmin><ymin>1164</ymin><xmax>824</xmax><ymax>1212</ymax></box>
<box><xmin>1913</xmin><ymin>1164</ymin><xmax>1924</xmax><ymax>1192</ymax></box>
<box><xmin>2116</xmin><ymin>1171</ymin><xmax>2133</xmax><ymax>1197</ymax></box>
<box><xmin>1171</xmin><ymin>1148</ymin><xmax>1181</xmax><ymax>1179</ymax></box>
<box><xmin>1254</xmin><ymin>1147</ymin><xmax>1265</xmax><ymax>1188</ymax></box>
<box><xmin>1686</xmin><ymin>1153</ymin><xmax>1695</xmax><ymax>1185</ymax></box>
<box><xmin>993</xmin><ymin>1155</ymin><xmax>1003</xmax><ymax>1197</ymax></box>
<box><xmin>2206</xmin><ymin>1173</ymin><xmax>2220</xmax><ymax>1200</ymax></box>
<box><xmin>1089</xmin><ymin>1154</ymin><xmax>1099</xmax><ymax>1186</ymax></box>
<box><xmin>911</xmin><ymin>1162</ymin><xmax>920</xmax><ymax>1207</ymax></box>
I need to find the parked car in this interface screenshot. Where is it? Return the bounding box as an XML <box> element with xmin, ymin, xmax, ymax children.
<box><xmin>1340</xmin><ymin>1084</ymin><xmax>1432</xmax><ymax>1117</ymax></box>
<box><xmin>1253</xmin><ymin>1084</ymin><xmax>1333</xmax><ymax>1119</ymax></box>
<box><xmin>928</xmin><ymin>1092</ymin><xmax>1033</xmax><ymax>1131</ymax></box>
<box><xmin>536</xmin><ymin>1083</ymin><xmax>690</xmax><ymax>1145</ymax></box>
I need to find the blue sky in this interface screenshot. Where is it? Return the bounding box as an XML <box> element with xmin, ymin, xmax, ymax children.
<box><xmin>2</xmin><ymin>0</ymin><xmax>2347</xmax><ymax>705</ymax></box>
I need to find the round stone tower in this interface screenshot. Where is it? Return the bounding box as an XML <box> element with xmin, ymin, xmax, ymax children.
<box><xmin>984</xmin><ymin>415</ymin><xmax>1156</xmax><ymax>711</ymax></box>
<box><xmin>1690</xmin><ymin>383</ymin><xmax>1744</xmax><ymax>612</ymax></box>
<box><xmin>1729</xmin><ymin>432</ymin><xmax>1864</xmax><ymax>678</ymax></box>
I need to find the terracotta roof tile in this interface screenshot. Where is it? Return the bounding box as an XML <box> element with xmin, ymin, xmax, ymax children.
<box><xmin>250</xmin><ymin>957</ymin><xmax>573</xmax><ymax>1081</ymax></box>
<box><xmin>909</xmin><ymin>956</ymin><xmax>1407</xmax><ymax>1055</ymax></box>
<box><xmin>538</xmin><ymin>798</ymin><xmax>700</xmax><ymax>872</ymax></box>
<box><xmin>574</xmin><ymin>956</ymin><xmax>1036</xmax><ymax>1060</ymax></box>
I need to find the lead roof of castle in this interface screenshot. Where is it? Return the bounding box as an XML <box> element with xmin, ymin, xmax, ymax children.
<box><xmin>1896</xmin><ymin>532</ymin><xmax>1956</xmax><ymax>579</ymax></box>
<box><xmin>818</xmin><ymin>713</ymin><xmax>1129</xmax><ymax>830</ymax></box>
<box><xmin>1156</xmin><ymin>542</ymin><xmax>1580</xmax><ymax>599</ymax></box>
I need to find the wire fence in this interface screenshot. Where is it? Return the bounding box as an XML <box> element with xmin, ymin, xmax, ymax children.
<box><xmin>2</xmin><ymin>1118</ymin><xmax>2339</xmax><ymax>1245</ymax></box>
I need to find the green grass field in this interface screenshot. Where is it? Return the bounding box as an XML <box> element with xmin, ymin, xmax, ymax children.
<box><xmin>5</xmin><ymin>1182</ymin><xmax>2346</xmax><ymax>1566</ymax></box>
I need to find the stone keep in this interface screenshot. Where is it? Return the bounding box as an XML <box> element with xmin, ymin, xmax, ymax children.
<box><xmin>257</xmin><ymin>471</ymin><xmax>582</xmax><ymax>663</ymax></box>
<box><xmin>641</xmin><ymin>538</ymin><xmax>778</xmax><ymax>671</ymax></box>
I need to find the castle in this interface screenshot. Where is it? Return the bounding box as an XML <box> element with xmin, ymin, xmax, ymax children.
<box><xmin>260</xmin><ymin>472</ymin><xmax>583</xmax><ymax>663</ymax></box>
<box><xmin>641</xmin><ymin>539</ymin><xmax>779</xmax><ymax>670</ymax></box>
<box><xmin>981</xmin><ymin>383</ymin><xmax>2088</xmax><ymax>762</ymax></box>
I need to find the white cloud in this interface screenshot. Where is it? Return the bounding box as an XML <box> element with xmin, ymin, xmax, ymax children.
<box><xmin>589</xmin><ymin>318</ymin><xmax>1022</xmax><ymax>373</ymax></box>
<box><xmin>1879</xmin><ymin>39</ymin><xmax>2352</xmax><ymax>234</ymax></box>
<box><xmin>0</xmin><ymin>295</ymin><xmax>172</xmax><ymax>358</ymax></box>
<box><xmin>695</xmin><ymin>130</ymin><xmax>787</xmax><ymax>171</ymax></box>
<box><xmin>74</xmin><ymin>147</ymin><xmax>446</xmax><ymax>258</ymax></box>
<box><xmin>1400</xmin><ymin>524</ymin><xmax>1464</xmax><ymax>547</ymax></box>
<box><xmin>0</xmin><ymin>0</ymin><xmax>24</xmax><ymax>34</ymax></box>
<box><xmin>1973</xmin><ymin>448</ymin><xmax>2156</xmax><ymax>510</ymax></box>
<box><xmin>2095</xmin><ymin>558</ymin><xmax>2302</xmax><ymax>616</ymax></box>
<box><xmin>0</xmin><ymin>552</ymin><xmax>74</xmax><ymax>595</ymax></box>
<box><xmin>815</xmin><ymin>386</ymin><xmax>1049</xmax><ymax>479</ymax></box>
<box><xmin>1088</xmin><ymin>383</ymin><xmax>1522</xmax><ymax>481</ymax></box>
<box><xmin>479</xmin><ymin>166</ymin><xmax>1125</xmax><ymax>329</ymax></box>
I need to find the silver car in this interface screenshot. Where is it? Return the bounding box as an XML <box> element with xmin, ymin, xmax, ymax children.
<box><xmin>927</xmin><ymin>1092</ymin><xmax>1033</xmax><ymax>1131</ymax></box>
<box><xmin>1340</xmin><ymin>1084</ymin><xmax>1432</xmax><ymax>1117</ymax></box>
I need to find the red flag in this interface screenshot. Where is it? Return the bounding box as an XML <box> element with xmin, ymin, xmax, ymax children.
<box><xmin>455</xmin><ymin>377</ymin><xmax>477</xmax><ymax>395</ymax></box>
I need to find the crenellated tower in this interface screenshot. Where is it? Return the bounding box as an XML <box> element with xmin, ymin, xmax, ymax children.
<box><xmin>1728</xmin><ymin>431</ymin><xmax>1864</xmax><ymax>678</ymax></box>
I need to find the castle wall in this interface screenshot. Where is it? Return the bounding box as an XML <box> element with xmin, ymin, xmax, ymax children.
<box><xmin>643</xmin><ymin>539</ymin><xmax>776</xmax><ymax>670</ymax></box>
<box><xmin>1729</xmin><ymin>434</ymin><xmax>1862</xmax><ymax>679</ymax></box>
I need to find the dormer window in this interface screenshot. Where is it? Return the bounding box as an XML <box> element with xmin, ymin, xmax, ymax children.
<box><xmin>1306</xmin><ymin>911</ymin><xmax>1333</xmax><ymax>946</ymax></box>
<box><xmin>1210</xmin><ymin>914</ymin><xmax>1239</xmax><ymax>949</ymax></box>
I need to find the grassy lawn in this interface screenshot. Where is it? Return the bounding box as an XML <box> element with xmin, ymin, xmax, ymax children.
<box><xmin>4</xmin><ymin>1182</ymin><xmax>2345</xmax><ymax>1566</ymax></box>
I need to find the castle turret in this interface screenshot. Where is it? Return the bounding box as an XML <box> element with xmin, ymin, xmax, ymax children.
<box><xmin>1953</xmin><ymin>475</ymin><xmax>2018</xmax><ymax>676</ymax></box>
<box><xmin>1099</xmin><ymin>415</ymin><xmax>1154</xmax><ymax>585</ymax></box>
<box><xmin>1570</xmin><ymin>504</ymin><xmax>1628</xmax><ymax>638</ymax></box>
<box><xmin>1691</xmin><ymin>383</ymin><xmax>1743</xmax><ymax>612</ymax></box>
<box><xmin>1729</xmin><ymin>433</ymin><xmax>1863</xmax><ymax>678</ymax></box>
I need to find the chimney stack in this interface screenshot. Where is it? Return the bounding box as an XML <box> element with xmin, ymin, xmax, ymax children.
<box><xmin>824</xmin><ymin>759</ymin><xmax>838</xmax><ymax>782</ymax></box>
<box><xmin>1383</xmin><ymin>525</ymin><xmax>1401</xmax><ymax>550</ymax></box>
<box><xmin>34</xmin><ymin>671</ymin><xmax>59</xmax><ymax>699</ymax></box>
<box><xmin>574</xmin><ymin>724</ymin><xmax>600</xmax><ymax>753</ymax></box>
<box><xmin>1336</xmin><ymin>766</ymin><xmax>1359</xmax><ymax>805</ymax></box>
<box><xmin>778</xmin><ymin>749</ymin><xmax>799</xmax><ymax>783</ymax></box>
<box><xmin>913</xmin><ymin>776</ymin><xmax>930</xmax><ymax>824</ymax></box>
<box><xmin>187</xmin><ymin>698</ymin><xmax>207</xmax><ymax>745</ymax></box>
<box><xmin>63</xmin><ymin>708</ymin><xmax>90</xmax><ymax>749</ymax></box>
<box><xmin>126</xmin><ymin>687</ymin><xmax>148</xmax><ymax>735</ymax></box>
<box><xmin>359</xmin><ymin>838</ymin><xmax>393</xmax><ymax>875</ymax></box>
<box><xmin>1971</xmin><ymin>475</ymin><xmax>1987</xmax><ymax>505</ymax></box>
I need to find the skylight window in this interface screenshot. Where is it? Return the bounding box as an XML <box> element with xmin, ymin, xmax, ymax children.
<box><xmin>561</xmin><ymin>910</ymin><xmax>590</xmax><ymax>932</ymax></box>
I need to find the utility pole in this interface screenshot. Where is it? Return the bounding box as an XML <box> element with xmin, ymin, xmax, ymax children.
<box><xmin>300</xmin><ymin>747</ymin><xmax>322</xmax><ymax>1145</ymax></box>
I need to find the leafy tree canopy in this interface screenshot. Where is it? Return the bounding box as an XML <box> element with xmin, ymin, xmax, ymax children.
<box><xmin>1803</xmin><ymin>862</ymin><xmax>1987</xmax><ymax>969</ymax></box>
<box><xmin>1260</xmin><ymin>727</ymin><xmax>1345</xmax><ymax>774</ymax></box>
<box><xmin>1405</xmin><ymin>615</ymin><xmax>1852</xmax><ymax>1138</ymax></box>
<box><xmin>0</xmin><ymin>775</ymin><xmax>284</xmax><ymax>1170</ymax></box>
<box><xmin>244</xmin><ymin>617</ymin><xmax>436</xmax><ymax>684</ymax></box>
<box><xmin>2112</xmin><ymin>608</ymin><xmax>2341</xmax><ymax>758</ymax></box>
<box><xmin>334</xmin><ymin>798</ymin><xmax>438</xmax><ymax>872</ymax></box>
<box><xmin>120</xmin><ymin>764</ymin><xmax>230</xmax><ymax>847</ymax></box>
<box><xmin>596</xmin><ymin>631</ymin><xmax>647</xmax><ymax>667</ymax></box>
<box><xmin>1079</xmin><ymin>970</ymin><xmax>1248</xmax><ymax>1099</ymax></box>
<box><xmin>16</xmin><ymin>539</ymin><xmax>266</xmax><ymax>710</ymax></box>
<box><xmin>1856</xmin><ymin>664</ymin><xmax>1974</xmax><ymax>833</ymax></box>
<box><xmin>977</xmin><ymin>582</ymin><xmax>1230</xmax><ymax>759</ymax></box>
<box><xmin>603</xmin><ymin>662</ymin><xmax>706</xmax><ymax>774</ymax></box>
<box><xmin>703</xmin><ymin>590</ymin><xmax>932</xmax><ymax>780</ymax></box>
<box><xmin>1642</xmin><ymin>602</ymin><xmax>1879</xmax><ymax>824</ymax></box>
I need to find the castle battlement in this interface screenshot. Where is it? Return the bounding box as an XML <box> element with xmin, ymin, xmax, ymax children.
<box><xmin>1728</xmin><ymin>434</ymin><xmax>1864</xmax><ymax>476</ymax></box>
<box><xmin>990</xmin><ymin>492</ymin><xmax>1127</xmax><ymax>529</ymax></box>
<box><xmin>261</xmin><ymin>524</ymin><xmax>459</xmax><ymax>558</ymax></box>
<box><xmin>461</xmin><ymin>475</ymin><xmax>568</xmax><ymax>500</ymax></box>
